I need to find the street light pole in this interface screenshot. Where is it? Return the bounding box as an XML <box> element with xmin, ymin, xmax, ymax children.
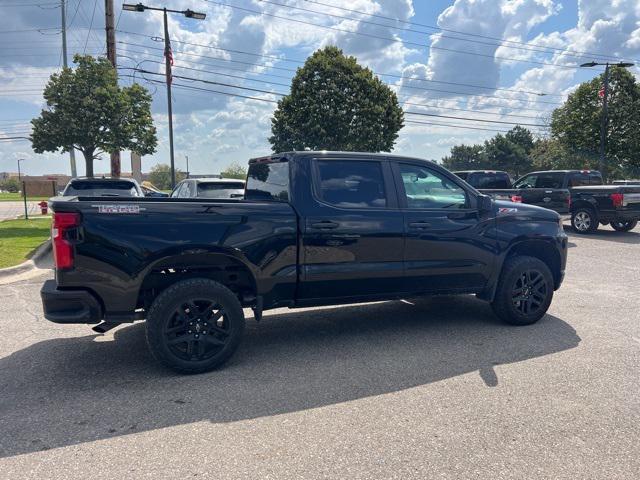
<box><xmin>580</xmin><ymin>61</ymin><xmax>634</xmax><ymax>181</ymax></box>
<box><xmin>122</xmin><ymin>3</ymin><xmax>206</xmax><ymax>188</ymax></box>
<box><xmin>17</xmin><ymin>158</ymin><xmax>24</xmax><ymax>182</ymax></box>
<box><xmin>185</xmin><ymin>154</ymin><xmax>189</xmax><ymax>178</ymax></box>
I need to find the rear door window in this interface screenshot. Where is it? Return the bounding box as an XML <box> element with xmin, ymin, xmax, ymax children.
<box><xmin>315</xmin><ymin>160</ymin><xmax>388</xmax><ymax>208</ymax></box>
<box><xmin>245</xmin><ymin>161</ymin><xmax>289</xmax><ymax>201</ymax></box>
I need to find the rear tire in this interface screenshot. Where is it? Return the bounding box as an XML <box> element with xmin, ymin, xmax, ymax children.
<box><xmin>146</xmin><ymin>278</ymin><xmax>245</xmax><ymax>374</ymax></box>
<box><xmin>491</xmin><ymin>256</ymin><xmax>554</xmax><ymax>326</ymax></box>
<box><xmin>610</xmin><ymin>220</ymin><xmax>638</xmax><ymax>232</ymax></box>
<box><xmin>571</xmin><ymin>207</ymin><xmax>598</xmax><ymax>234</ymax></box>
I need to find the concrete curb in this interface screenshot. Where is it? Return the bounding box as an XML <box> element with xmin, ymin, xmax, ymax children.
<box><xmin>0</xmin><ymin>239</ymin><xmax>52</xmax><ymax>279</ymax></box>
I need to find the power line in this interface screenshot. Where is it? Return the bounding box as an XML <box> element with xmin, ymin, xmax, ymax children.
<box><xmin>121</xmin><ymin>58</ymin><xmax>544</xmax><ymax>120</ymax></box>
<box><xmin>133</xmin><ymin>67</ymin><xmax>547</xmax><ymax>128</ymax></box>
<box><xmin>118</xmin><ymin>39</ymin><xmax>561</xmax><ymax>109</ymax></box>
<box><xmin>256</xmin><ymin>0</ymin><xmax>607</xmax><ymax>67</ymax></box>
<box><xmin>202</xmin><ymin>0</ymin><xmax>587</xmax><ymax>70</ymax></box>
<box><xmin>130</xmin><ymin>29</ymin><xmax>558</xmax><ymax>97</ymax></box>
<box><xmin>300</xmin><ymin>0</ymin><xmax>635</xmax><ymax>65</ymax></box>
<box><xmin>83</xmin><ymin>0</ymin><xmax>99</xmax><ymax>54</ymax></box>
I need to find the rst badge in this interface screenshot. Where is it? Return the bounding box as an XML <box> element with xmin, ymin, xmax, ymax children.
<box><xmin>97</xmin><ymin>204</ymin><xmax>141</xmax><ymax>214</ymax></box>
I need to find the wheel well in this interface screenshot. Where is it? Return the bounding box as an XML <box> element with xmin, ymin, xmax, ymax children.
<box><xmin>571</xmin><ymin>200</ymin><xmax>595</xmax><ymax>213</ymax></box>
<box><xmin>507</xmin><ymin>240</ymin><xmax>562</xmax><ymax>287</ymax></box>
<box><xmin>137</xmin><ymin>253</ymin><xmax>257</xmax><ymax>310</ymax></box>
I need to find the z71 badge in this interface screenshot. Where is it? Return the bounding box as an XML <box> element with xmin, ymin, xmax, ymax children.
<box><xmin>97</xmin><ymin>204</ymin><xmax>141</xmax><ymax>214</ymax></box>
<box><xmin>498</xmin><ymin>207</ymin><xmax>518</xmax><ymax>213</ymax></box>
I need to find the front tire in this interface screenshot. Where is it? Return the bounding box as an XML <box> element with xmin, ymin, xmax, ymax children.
<box><xmin>491</xmin><ymin>256</ymin><xmax>554</xmax><ymax>326</ymax></box>
<box><xmin>571</xmin><ymin>207</ymin><xmax>598</xmax><ymax>234</ymax></box>
<box><xmin>146</xmin><ymin>278</ymin><xmax>245</xmax><ymax>374</ymax></box>
<box><xmin>610</xmin><ymin>220</ymin><xmax>638</xmax><ymax>232</ymax></box>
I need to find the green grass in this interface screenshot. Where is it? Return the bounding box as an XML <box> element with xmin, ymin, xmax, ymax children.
<box><xmin>0</xmin><ymin>217</ymin><xmax>51</xmax><ymax>269</ymax></box>
<box><xmin>0</xmin><ymin>192</ymin><xmax>49</xmax><ymax>202</ymax></box>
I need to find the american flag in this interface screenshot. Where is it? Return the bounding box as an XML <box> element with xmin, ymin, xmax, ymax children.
<box><xmin>598</xmin><ymin>85</ymin><xmax>605</xmax><ymax>98</ymax></box>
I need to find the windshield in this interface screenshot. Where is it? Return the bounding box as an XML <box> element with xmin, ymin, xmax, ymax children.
<box><xmin>64</xmin><ymin>181</ymin><xmax>139</xmax><ymax>197</ymax></box>
<box><xmin>514</xmin><ymin>172</ymin><xmax>564</xmax><ymax>189</ymax></box>
<box><xmin>467</xmin><ymin>173</ymin><xmax>511</xmax><ymax>189</ymax></box>
<box><xmin>197</xmin><ymin>182</ymin><xmax>245</xmax><ymax>198</ymax></box>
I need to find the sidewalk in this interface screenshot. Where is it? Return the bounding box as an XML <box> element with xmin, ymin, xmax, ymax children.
<box><xmin>0</xmin><ymin>202</ymin><xmax>39</xmax><ymax>221</ymax></box>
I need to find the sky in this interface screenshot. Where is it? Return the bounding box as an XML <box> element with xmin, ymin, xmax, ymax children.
<box><xmin>1</xmin><ymin>0</ymin><xmax>639</xmax><ymax>177</ymax></box>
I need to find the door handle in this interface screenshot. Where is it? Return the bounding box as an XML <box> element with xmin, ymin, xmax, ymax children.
<box><xmin>408</xmin><ymin>221</ymin><xmax>432</xmax><ymax>229</ymax></box>
<box><xmin>310</xmin><ymin>221</ymin><xmax>339</xmax><ymax>229</ymax></box>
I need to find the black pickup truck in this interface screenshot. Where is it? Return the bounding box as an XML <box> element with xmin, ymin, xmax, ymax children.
<box><xmin>460</xmin><ymin>170</ymin><xmax>603</xmax><ymax>214</ymax></box>
<box><xmin>570</xmin><ymin>185</ymin><xmax>640</xmax><ymax>233</ymax></box>
<box><xmin>41</xmin><ymin>152</ymin><xmax>568</xmax><ymax>373</ymax></box>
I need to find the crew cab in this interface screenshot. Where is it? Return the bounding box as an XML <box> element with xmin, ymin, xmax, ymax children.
<box><xmin>478</xmin><ymin>170</ymin><xmax>603</xmax><ymax>214</ymax></box>
<box><xmin>570</xmin><ymin>184</ymin><xmax>640</xmax><ymax>233</ymax></box>
<box><xmin>41</xmin><ymin>152</ymin><xmax>568</xmax><ymax>373</ymax></box>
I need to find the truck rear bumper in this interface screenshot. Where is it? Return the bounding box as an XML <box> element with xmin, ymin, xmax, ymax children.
<box><xmin>40</xmin><ymin>280</ymin><xmax>102</xmax><ymax>324</ymax></box>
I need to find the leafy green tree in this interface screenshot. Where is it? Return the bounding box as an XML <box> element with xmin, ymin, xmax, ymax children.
<box><xmin>147</xmin><ymin>164</ymin><xmax>186</xmax><ymax>190</ymax></box>
<box><xmin>441</xmin><ymin>144</ymin><xmax>487</xmax><ymax>171</ymax></box>
<box><xmin>530</xmin><ymin>138</ymin><xmax>592</xmax><ymax>170</ymax></box>
<box><xmin>0</xmin><ymin>178</ymin><xmax>20</xmax><ymax>193</ymax></box>
<box><xmin>441</xmin><ymin>126</ymin><xmax>534</xmax><ymax>176</ymax></box>
<box><xmin>505</xmin><ymin>125</ymin><xmax>534</xmax><ymax>154</ymax></box>
<box><xmin>30</xmin><ymin>55</ymin><xmax>157</xmax><ymax>177</ymax></box>
<box><xmin>270</xmin><ymin>46</ymin><xmax>404</xmax><ymax>152</ymax></box>
<box><xmin>484</xmin><ymin>133</ymin><xmax>531</xmax><ymax>177</ymax></box>
<box><xmin>551</xmin><ymin>66</ymin><xmax>640</xmax><ymax>178</ymax></box>
<box><xmin>220</xmin><ymin>162</ymin><xmax>247</xmax><ymax>180</ymax></box>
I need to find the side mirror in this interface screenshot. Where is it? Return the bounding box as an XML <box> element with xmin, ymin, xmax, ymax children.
<box><xmin>478</xmin><ymin>194</ymin><xmax>493</xmax><ymax>212</ymax></box>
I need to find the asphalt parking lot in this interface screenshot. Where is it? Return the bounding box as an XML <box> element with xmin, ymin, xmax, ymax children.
<box><xmin>1</xmin><ymin>224</ymin><xmax>639</xmax><ymax>479</ymax></box>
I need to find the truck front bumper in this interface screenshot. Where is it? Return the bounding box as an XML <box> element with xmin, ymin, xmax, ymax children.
<box><xmin>40</xmin><ymin>279</ymin><xmax>102</xmax><ymax>324</ymax></box>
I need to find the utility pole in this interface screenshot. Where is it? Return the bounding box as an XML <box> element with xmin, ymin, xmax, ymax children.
<box><xmin>105</xmin><ymin>0</ymin><xmax>120</xmax><ymax>178</ymax></box>
<box><xmin>61</xmin><ymin>1</ymin><xmax>77</xmax><ymax>178</ymax></box>
<box><xmin>599</xmin><ymin>64</ymin><xmax>610</xmax><ymax>181</ymax></box>
<box><xmin>580</xmin><ymin>60</ymin><xmax>635</xmax><ymax>182</ymax></box>
<box><xmin>163</xmin><ymin>8</ymin><xmax>176</xmax><ymax>188</ymax></box>
<box><xmin>185</xmin><ymin>155</ymin><xmax>189</xmax><ymax>178</ymax></box>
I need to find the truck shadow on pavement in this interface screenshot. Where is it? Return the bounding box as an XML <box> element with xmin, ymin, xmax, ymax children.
<box><xmin>0</xmin><ymin>295</ymin><xmax>580</xmax><ymax>458</ymax></box>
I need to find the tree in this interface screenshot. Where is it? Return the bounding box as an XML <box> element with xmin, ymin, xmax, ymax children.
<box><xmin>484</xmin><ymin>133</ymin><xmax>531</xmax><ymax>177</ymax></box>
<box><xmin>30</xmin><ymin>55</ymin><xmax>157</xmax><ymax>177</ymax></box>
<box><xmin>220</xmin><ymin>162</ymin><xmax>247</xmax><ymax>179</ymax></box>
<box><xmin>441</xmin><ymin>126</ymin><xmax>534</xmax><ymax>176</ymax></box>
<box><xmin>147</xmin><ymin>164</ymin><xmax>186</xmax><ymax>190</ymax></box>
<box><xmin>0</xmin><ymin>178</ymin><xmax>20</xmax><ymax>193</ymax></box>
<box><xmin>441</xmin><ymin>144</ymin><xmax>487</xmax><ymax>171</ymax></box>
<box><xmin>505</xmin><ymin>125</ymin><xmax>534</xmax><ymax>154</ymax></box>
<box><xmin>270</xmin><ymin>46</ymin><xmax>404</xmax><ymax>152</ymax></box>
<box><xmin>551</xmin><ymin>66</ymin><xmax>640</xmax><ymax>178</ymax></box>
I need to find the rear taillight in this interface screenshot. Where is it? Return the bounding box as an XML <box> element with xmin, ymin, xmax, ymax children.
<box><xmin>52</xmin><ymin>212</ymin><xmax>80</xmax><ymax>270</ymax></box>
<box><xmin>511</xmin><ymin>195</ymin><xmax>522</xmax><ymax>203</ymax></box>
<box><xmin>610</xmin><ymin>193</ymin><xmax>624</xmax><ymax>208</ymax></box>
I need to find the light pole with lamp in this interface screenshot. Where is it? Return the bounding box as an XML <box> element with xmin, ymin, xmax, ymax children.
<box><xmin>579</xmin><ymin>61</ymin><xmax>635</xmax><ymax>181</ymax></box>
<box><xmin>122</xmin><ymin>3</ymin><xmax>206</xmax><ymax>188</ymax></box>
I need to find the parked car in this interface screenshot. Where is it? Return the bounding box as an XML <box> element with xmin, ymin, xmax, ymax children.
<box><xmin>171</xmin><ymin>178</ymin><xmax>245</xmax><ymax>199</ymax></box>
<box><xmin>140</xmin><ymin>184</ymin><xmax>169</xmax><ymax>198</ymax></box>
<box><xmin>478</xmin><ymin>170</ymin><xmax>603</xmax><ymax>214</ymax></box>
<box><xmin>61</xmin><ymin>177</ymin><xmax>143</xmax><ymax>197</ymax></box>
<box><xmin>453</xmin><ymin>170</ymin><xmax>512</xmax><ymax>189</ymax></box>
<box><xmin>41</xmin><ymin>151</ymin><xmax>568</xmax><ymax>373</ymax></box>
<box><xmin>570</xmin><ymin>184</ymin><xmax>640</xmax><ymax>233</ymax></box>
